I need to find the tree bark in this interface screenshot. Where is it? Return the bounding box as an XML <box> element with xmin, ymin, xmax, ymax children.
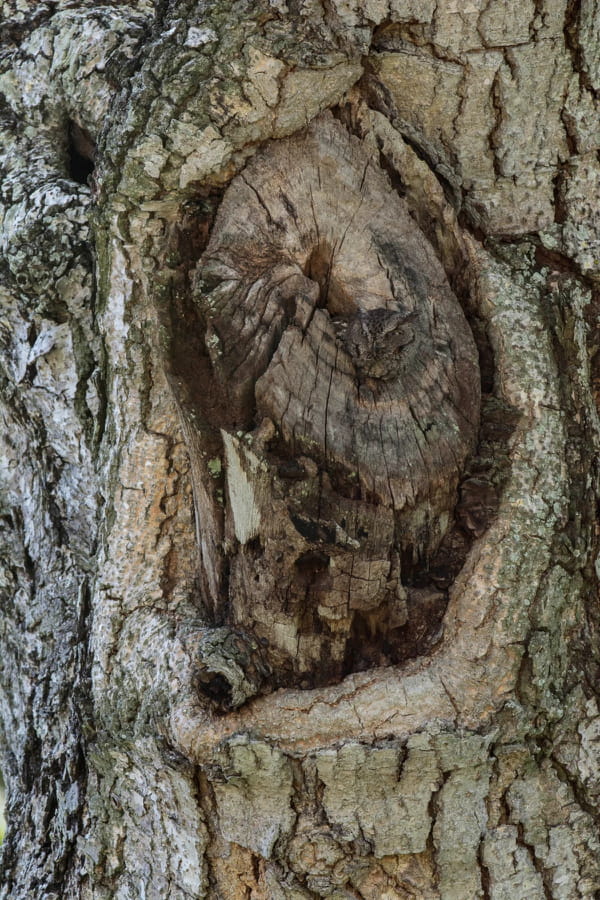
<box><xmin>1</xmin><ymin>1</ymin><xmax>599</xmax><ymax>898</ymax></box>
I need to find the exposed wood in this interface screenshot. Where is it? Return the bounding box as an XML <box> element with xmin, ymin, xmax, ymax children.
<box><xmin>186</xmin><ymin>113</ymin><xmax>480</xmax><ymax>683</ymax></box>
<box><xmin>0</xmin><ymin>1</ymin><xmax>599</xmax><ymax>898</ymax></box>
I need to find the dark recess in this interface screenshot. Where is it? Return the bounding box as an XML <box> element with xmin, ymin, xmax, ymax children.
<box><xmin>67</xmin><ymin>120</ymin><xmax>95</xmax><ymax>185</ymax></box>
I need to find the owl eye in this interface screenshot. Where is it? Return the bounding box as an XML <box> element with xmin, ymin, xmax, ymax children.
<box><xmin>380</xmin><ymin>316</ymin><xmax>403</xmax><ymax>336</ymax></box>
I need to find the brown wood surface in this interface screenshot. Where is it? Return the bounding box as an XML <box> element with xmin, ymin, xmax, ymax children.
<box><xmin>189</xmin><ymin>114</ymin><xmax>481</xmax><ymax>685</ymax></box>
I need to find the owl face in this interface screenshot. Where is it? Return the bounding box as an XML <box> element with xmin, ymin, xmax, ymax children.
<box><xmin>335</xmin><ymin>307</ymin><xmax>418</xmax><ymax>379</ymax></box>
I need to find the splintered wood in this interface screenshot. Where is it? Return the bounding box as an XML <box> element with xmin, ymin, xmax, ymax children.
<box><xmin>191</xmin><ymin>114</ymin><xmax>480</xmax><ymax>686</ymax></box>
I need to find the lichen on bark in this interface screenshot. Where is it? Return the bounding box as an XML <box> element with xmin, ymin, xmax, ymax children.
<box><xmin>0</xmin><ymin>0</ymin><xmax>599</xmax><ymax>898</ymax></box>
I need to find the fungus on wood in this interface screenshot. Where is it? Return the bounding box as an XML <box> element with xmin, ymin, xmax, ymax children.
<box><xmin>189</xmin><ymin>114</ymin><xmax>481</xmax><ymax>688</ymax></box>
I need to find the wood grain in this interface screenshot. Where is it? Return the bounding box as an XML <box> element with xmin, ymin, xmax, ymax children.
<box><xmin>191</xmin><ymin>113</ymin><xmax>480</xmax><ymax>684</ymax></box>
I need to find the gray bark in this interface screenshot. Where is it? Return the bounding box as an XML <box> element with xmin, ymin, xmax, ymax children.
<box><xmin>0</xmin><ymin>1</ymin><xmax>599</xmax><ymax>898</ymax></box>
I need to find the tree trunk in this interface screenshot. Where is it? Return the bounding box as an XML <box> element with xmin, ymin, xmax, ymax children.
<box><xmin>1</xmin><ymin>1</ymin><xmax>599</xmax><ymax>897</ymax></box>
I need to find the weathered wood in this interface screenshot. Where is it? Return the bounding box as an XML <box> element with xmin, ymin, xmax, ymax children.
<box><xmin>187</xmin><ymin>113</ymin><xmax>480</xmax><ymax>683</ymax></box>
<box><xmin>0</xmin><ymin>1</ymin><xmax>599</xmax><ymax>898</ymax></box>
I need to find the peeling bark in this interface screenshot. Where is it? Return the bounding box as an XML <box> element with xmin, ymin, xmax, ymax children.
<box><xmin>0</xmin><ymin>1</ymin><xmax>599</xmax><ymax>898</ymax></box>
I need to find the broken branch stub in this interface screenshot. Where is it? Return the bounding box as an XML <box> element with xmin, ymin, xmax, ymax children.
<box><xmin>191</xmin><ymin>114</ymin><xmax>480</xmax><ymax>685</ymax></box>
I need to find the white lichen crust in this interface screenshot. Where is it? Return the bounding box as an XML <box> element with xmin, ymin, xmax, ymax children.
<box><xmin>0</xmin><ymin>0</ymin><xmax>599</xmax><ymax>898</ymax></box>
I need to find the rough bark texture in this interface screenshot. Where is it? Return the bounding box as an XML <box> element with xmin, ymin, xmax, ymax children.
<box><xmin>0</xmin><ymin>1</ymin><xmax>599</xmax><ymax>898</ymax></box>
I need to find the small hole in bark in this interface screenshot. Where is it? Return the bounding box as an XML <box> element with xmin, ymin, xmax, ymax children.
<box><xmin>245</xmin><ymin>536</ymin><xmax>262</xmax><ymax>555</ymax></box>
<box><xmin>196</xmin><ymin>672</ymin><xmax>233</xmax><ymax>709</ymax></box>
<box><xmin>277</xmin><ymin>459</ymin><xmax>307</xmax><ymax>480</ymax></box>
<box><xmin>294</xmin><ymin>550</ymin><xmax>330</xmax><ymax>574</ymax></box>
<box><xmin>67</xmin><ymin>120</ymin><xmax>95</xmax><ymax>185</ymax></box>
<box><xmin>399</xmin><ymin>542</ymin><xmax>426</xmax><ymax>585</ymax></box>
<box><xmin>344</xmin><ymin>612</ymin><xmax>377</xmax><ymax>672</ymax></box>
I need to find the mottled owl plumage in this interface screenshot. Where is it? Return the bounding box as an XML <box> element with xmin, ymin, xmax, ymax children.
<box><xmin>335</xmin><ymin>307</ymin><xmax>417</xmax><ymax>380</ymax></box>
